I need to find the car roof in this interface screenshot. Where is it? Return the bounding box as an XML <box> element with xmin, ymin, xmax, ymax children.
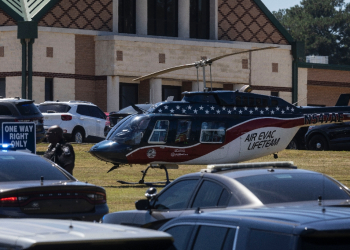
<box><xmin>160</xmin><ymin>202</ymin><xmax>350</xmax><ymax>233</ymax></box>
<box><xmin>0</xmin><ymin>218</ymin><xmax>173</xmax><ymax>248</ymax></box>
<box><xmin>0</xmin><ymin>98</ymin><xmax>33</xmax><ymax>104</ymax></box>
<box><xmin>39</xmin><ymin>100</ymin><xmax>96</xmax><ymax>106</ymax></box>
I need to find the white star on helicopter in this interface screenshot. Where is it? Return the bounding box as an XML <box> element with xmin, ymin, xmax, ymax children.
<box><xmin>199</xmin><ymin>106</ymin><xmax>204</xmax><ymax>110</ymax></box>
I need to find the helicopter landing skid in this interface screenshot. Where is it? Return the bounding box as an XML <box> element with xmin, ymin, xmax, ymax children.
<box><xmin>117</xmin><ymin>164</ymin><xmax>175</xmax><ymax>187</ymax></box>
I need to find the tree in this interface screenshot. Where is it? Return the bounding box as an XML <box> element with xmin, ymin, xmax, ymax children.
<box><xmin>273</xmin><ymin>0</ymin><xmax>350</xmax><ymax>65</ymax></box>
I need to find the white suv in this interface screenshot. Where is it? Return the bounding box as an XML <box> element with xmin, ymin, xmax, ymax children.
<box><xmin>38</xmin><ymin>101</ymin><xmax>107</xmax><ymax>143</ymax></box>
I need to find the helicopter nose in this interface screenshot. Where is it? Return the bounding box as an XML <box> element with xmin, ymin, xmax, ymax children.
<box><xmin>89</xmin><ymin>140</ymin><xmax>128</xmax><ymax>164</ymax></box>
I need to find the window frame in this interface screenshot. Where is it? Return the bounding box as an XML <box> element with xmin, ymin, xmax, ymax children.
<box><xmin>200</xmin><ymin>122</ymin><xmax>226</xmax><ymax>144</ymax></box>
<box><xmin>0</xmin><ymin>78</ymin><xmax>5</xmax><ymax>98</ymax></box>
<box><xmin>148</xmin><ymin>120</ymin><xmax>170</xmax><ymax>144</ymax></box>
<box><xmin>118</xmin><ymin>0</ymin><xmax>136</xmax><ymax>34</ymax></box>
<box><xmin>45</xmin><ymin>78</ymin><xmax>53</xmax><ymax>101</ymax></box>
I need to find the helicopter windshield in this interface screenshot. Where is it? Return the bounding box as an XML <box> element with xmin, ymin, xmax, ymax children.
<box><xmin>110</xmin><ymin>115</ymin><xmax>150</xmax><ymax>145</ymax></box>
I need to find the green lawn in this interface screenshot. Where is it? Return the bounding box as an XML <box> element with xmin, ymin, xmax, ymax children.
<box><xmin>36</xmin><ymin>143</ymin><xmax>350</xmax><ymax>213</ymax></box>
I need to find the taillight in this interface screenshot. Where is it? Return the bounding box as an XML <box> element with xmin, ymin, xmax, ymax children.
<box><xmin>61</xmin><ymin>115</ymin><xmax>72</xmax><ymax>121</ymax></box>
<box><xmin>86</xmin><ymin>192</ymin><xmax>106</xmax><ymax>204</ymax></box>
<box><xmin>0</xmin><ymin>196</ymin><xmax>19</xmax><ymax>207</ymax></box>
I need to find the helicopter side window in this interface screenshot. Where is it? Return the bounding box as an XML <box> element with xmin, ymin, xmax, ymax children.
<box><xmin>200</xmin><ymin>122</ymin><xmax>225</xmax><ymax>143</ymax></box>
<box><xmin>271</xmin><ymin>99</ymin><xmax>278</xmax><ymax>107</ymax></box>
<box><xmin>175</xmin><ymin>120</ymin><xmax>192</xmax><ymax>144</ymax></box>
<box><xmin>149</xmin><ymin>120</ymin><xmax>169</xmax><ymax>144</ymax></box>
<box><xmin>262</xmin><ymin>98</ymin><xmax>269</xmax><ymax>107</ymax></box>
<box><xmin>256</xmin><ymin>98</ymin><xmax>262</xmax><ymax>107</ymax></box>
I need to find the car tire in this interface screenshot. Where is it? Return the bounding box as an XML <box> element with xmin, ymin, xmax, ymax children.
<box><xmin>286</xmin><ymin>139</ymin><xmax>298</xmax><ymax>150</ymax></box>
<box><xmin>308</xmin><ymin>135</ymin><xmax>328</xmax><ymax>151</ymax></box>
<box><xmin>72</xmin><ymin>128</ymin><xmax>84</xmax><ymax>143</ymax></box>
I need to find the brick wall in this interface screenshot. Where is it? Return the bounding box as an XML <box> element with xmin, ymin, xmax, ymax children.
<box><xmin>307</xmin><ymin>85</ymin><xmax>350</xmax><ymax>107</ymax></box>
<box><xmin>75</xmin><ymin>34</ymin><xmax>107</xmax><ymax>110</ymax></box>
<box><xmin>139</xmin><ymin>80</ymin><xmax>150</xmax><ymax>104</ymax></box>
<box><xmin>307</xmin><ymin>68</ymin><xmax>350</xmax><ymax>106</ymax></box>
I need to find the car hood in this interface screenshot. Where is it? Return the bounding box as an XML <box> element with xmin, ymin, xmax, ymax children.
<box><xmin>0</xmin><ymin>180</ymin><xmax>100</xmax><ymax>192</ymax></box>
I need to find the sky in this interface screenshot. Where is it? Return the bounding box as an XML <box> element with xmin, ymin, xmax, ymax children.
<box><xmin>261</xmin><ymin>0</ymin><xmax>350</xmax><ymax>12</ymax></box>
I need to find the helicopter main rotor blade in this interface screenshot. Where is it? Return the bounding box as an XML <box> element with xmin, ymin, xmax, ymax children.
<box><xmin>133</xmin><ymin>62</ymin><xmax>197</xmax><ymax>81</ymax></box>
<box><xmin>133</xmin><ymin>46</ymin><xmax>279</xmax><ymax>81</ymax></box>
<box><xmin>207</xmin><ymin>46</ymin><xmax>279</xmax><ymax>63</ymax></box>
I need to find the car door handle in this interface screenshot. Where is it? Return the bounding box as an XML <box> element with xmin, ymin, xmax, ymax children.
<box><xmin>80</xmin><ymin>117</ymin><xmax>84</xmax><ymax>120</ymax></box>
<box><xmin>97</xmin><ymin>120</ymin><xmax>101</xmax><ymax>123</ymax></box>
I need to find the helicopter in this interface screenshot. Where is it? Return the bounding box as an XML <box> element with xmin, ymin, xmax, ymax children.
<box><xmin>89</xmin><ymin>47</ymin><xmax>350</xmax><ymax>185</ymax></box>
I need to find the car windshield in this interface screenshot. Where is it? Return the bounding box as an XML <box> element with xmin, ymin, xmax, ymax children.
<box><xmin>236</xmin><ymin>173</ymin><xmax>350</xmax><ymax>204</ymax></box>
<box><xmin>38</xmin><ymin>104</ymin><xmax>71</xmax><ymax>113</ymax></box>
<box><xmin>0</xmin><ymin>154</ymin><xmax>71</xmax><ymax>182</ymax></box>
<box><xmin>109</xmin><ymin>115</ymin><xmax>150</xmax><ymax>145</ymax></box>
<box><xmin>16</xmin><ymin>102</ymin><xmax>41</xmax><ymax>116</ymax></box>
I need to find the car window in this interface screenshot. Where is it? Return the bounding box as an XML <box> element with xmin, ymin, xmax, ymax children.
<box><xmin>247</xmin><ymin>230</ymin><xmax>291</xmax><ymax>250</ymax></box>
<box><xmin>153</xmin><ymin>179</ymin><xmax>198</xmax><ymax>210</ymax></box>
<box><xmin>149</xmin><ymin>120</ymin><xmax>169</xmax><ymax>144</ymax></box>
<box><xmin>0</xmin><ymin>104</ymin><xmax>12</xmax><ymax>115</ymax></box>
<box><xmin>192</xmin><ymin>180</ymin><xmax>230</xmax><ymax>208</ymax></box>
<box><xmin>164</xmin><ymin>225</ymin><xmax>194</xmax><ymax>250</ymax></box>
<box><xmin>38</xmin><ymin>104</ymin><xmax>71</xmax><ymax>113</ymax></box>
<box><xmin>0</xmin><ymin>154</ymin><xmax>71</xmax><ymax>181</ymax></box>
<box><xmin>88</xmin><ymin>106</ymin><xmax>105</xmax><ymax>119</ymax></box>
<box><xmin>236</xmin><ymin>173</ymin><xmax>350</xmax><ymax>204</ymax></box>
<box><xmin>192</xmin><ymin>226</ymin><xmax>236</xmax><ymax>250</ymax></box>
<box><xmin>76</xmin><ymin>105</ymin><xmax>90</xmax><ymax>116</ymax></box>
<box><xmin>175</xmin><ymin>120</ymin><xmax>191</xmax><ymax>144</ymax></box>
<box><xmin>16</xmin><ymin>102</ymin><xmax>40</xmax><ymax>116</ymax></box>
<box><xmin>200</xmin><ymin>122</ymin><xmax>225</xmax><ymax>143</ymax></box>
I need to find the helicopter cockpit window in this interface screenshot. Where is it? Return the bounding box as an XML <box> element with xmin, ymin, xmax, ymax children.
<box><xmin>149</xmin><ymin>120</ymin><xmax>169</xmax><ymax>144</ymax></box>
<box><xmin>110</xmin><ymin>115</ymin><xmax>150</xmax><ymax>145</ymax></box>
<box><xmin>175</xmin><ymin>120</ymin><xmax>192</xmax><ymax>144</ymax></box>
<box><xmin>200</xmin><ymin>122</ymin><xmax>225</xmax><ymax>143</ymax></box>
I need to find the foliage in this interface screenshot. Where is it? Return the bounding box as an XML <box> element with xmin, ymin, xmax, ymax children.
<box><xmin>273</xmin><ymin>0</ymin><xmax>350</xmax><ymax>65</ymax></box>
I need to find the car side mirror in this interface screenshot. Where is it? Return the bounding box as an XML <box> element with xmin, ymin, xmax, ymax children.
<box><xmin>135</xmin><ymin>199</ymin><xmax>150</xmax><ymax>210</ymax></box>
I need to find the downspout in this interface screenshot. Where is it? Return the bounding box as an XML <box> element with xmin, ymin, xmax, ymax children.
<box><xmin>292</xmin><ymin>42</ymin><xmax>298</xmax><ymax>104</ymax></box>
<box><xmin>28</xmin><ymin>38</ymin><xmax>34</xmax><ymax>100</ymax></box>
<box><xmin>21</xmin><ymin>39</ymin><xmax>27</xmax><ymax>99</ymax></box>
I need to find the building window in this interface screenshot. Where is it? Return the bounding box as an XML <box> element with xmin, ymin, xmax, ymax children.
<box><xmin>242</xmin><ymin>59</ymin><xmax>248</xmax><ymax>69</ymax></box>
<box><xmin>272</xmin><ymin>63</ymin><xmax>278</xmax><ymax>72</ymax></box>
<box><xmin>271</xmin><ymin>91</ymin><xmax>279</xmax><ymax>97</ymax></box>
<box><xmin>47</xmin><ymin>47</ymin><xmax>53</xmax><ymax>58</ymax></box>
<box><xmin>119</xmin><ymin>0</ymin><xmax>136</xmax><ymax>34</ymax></box>
<box><xmin>190</xmin><ymin>0</ymin><xmax>210</xmax><ymax>39</ymax></box>
<box><xmin>117</xmin><ymin>50</ymin><xmax>123</xmax><ymax>61</ymax></box>
<box><xmin>0</xmin><ymin>78</ymin><xmax>5</xmax><ymax>97</ymax></box>
<box><xmin>159</xmin><ymin>53</ymin><xmax>166</xmax><ymax>63</ymax></box>
<box><xmin>148</xmin><ymin>0</ymin><xmax>178</xmax><ymax>37</ymax></box>
<box><xmin>45</xmin><ymin>78</ymin><xmax>53</xmax><ymax>101</ymax></box>
<box><xmin>0</xmin><ymin>46</ymin><xmax>4</xmax><ymax>57</ymax></box>
<box><xmin>162</xmin><ymin>85</ymin><xmax>181</xmax><ymax>101</ymax></box>
<box><xmin>120</xmin><ymin>83</ymin><xmax>138</xmax><ymax>110</ymax></box>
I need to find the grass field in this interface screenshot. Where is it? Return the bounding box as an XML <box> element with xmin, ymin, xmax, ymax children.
<box><xmin>36</xmin><ymin>143</ymin><xmax>350</xmax><ymax>213</ymax></box>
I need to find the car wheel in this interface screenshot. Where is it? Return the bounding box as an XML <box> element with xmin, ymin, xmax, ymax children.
<box><xmin>72</xmin><ymin>129</ymin><xmax>84</xmax><ymax>143</ymax></box>
<box><xmin>308</xmin><ymin>135</ymin><xmax>328</xmax><ymax>150</ymax></box>
<box><xmin>286</xmin><ymin>139</ymin><xmax>298</xmax><ymax>150</ymax></box>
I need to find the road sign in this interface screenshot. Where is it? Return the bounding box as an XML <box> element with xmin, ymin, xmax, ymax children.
<box><xmin>2</xmin><ymin>122</ymin><xmax>36</xmax><ymax>153</ymax></box>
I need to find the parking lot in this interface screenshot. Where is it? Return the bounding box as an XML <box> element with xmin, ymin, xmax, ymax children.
<box><xmin>36</xmin><ymin>143</ymin><xmax>350</xmax><ymax>212</ymax></box>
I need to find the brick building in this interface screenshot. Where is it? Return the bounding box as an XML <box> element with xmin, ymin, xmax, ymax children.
<box><xmin>298</xmin><ymin>63</ymin><xmax>350</xmax><ymax>107</ymax></box>
<box><xmin>0</xmin><ymin>0</ymin><xmax>304</xmax><ymax>112</ymax></box>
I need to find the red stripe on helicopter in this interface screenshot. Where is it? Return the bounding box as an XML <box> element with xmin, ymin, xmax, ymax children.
<box><xmin>126</xmin><ymin>117</ymin><xmax>305</xmax><ymax>164</ymax></box>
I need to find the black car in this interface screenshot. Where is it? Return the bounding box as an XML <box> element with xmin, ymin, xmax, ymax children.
<box><xmin>0</xmin><ymin>149</ymin><xmax>108</xmax><ymax>221</ymax></box>
<box><xmin>159</xmin><ymin>201</ymin><xmax>350</xmax><ymax>250</ymax></box>
<box><xmin>0</xmin><ymin>97</ymin><xmax>45</xmax><ymax>143</ymax></box>
<box><xmin>102</xmin><ymin>161</ymin><xmax>350</xmax><ymax>229</ymax></box>
<box><xmin>305</xmin><ymin>122</ymin><xmax>350</xmax><ymax>150</ymax></box>
<box><xmin>0</xmin><ymin>218</ymin><xmax>174</xmax><ymax>250</ymax></box>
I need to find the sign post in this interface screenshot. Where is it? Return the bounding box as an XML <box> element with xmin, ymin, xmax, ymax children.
<box><xmin>2</xmin><ymin>122</ymin><xmax>36</xmax><ymax>153</ymax></box>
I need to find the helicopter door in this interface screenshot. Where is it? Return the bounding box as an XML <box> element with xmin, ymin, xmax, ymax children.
<box><xmin>199</xmin><ymin>122</ymin><xmax>228</xmax><ymax>162</ymax></box>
